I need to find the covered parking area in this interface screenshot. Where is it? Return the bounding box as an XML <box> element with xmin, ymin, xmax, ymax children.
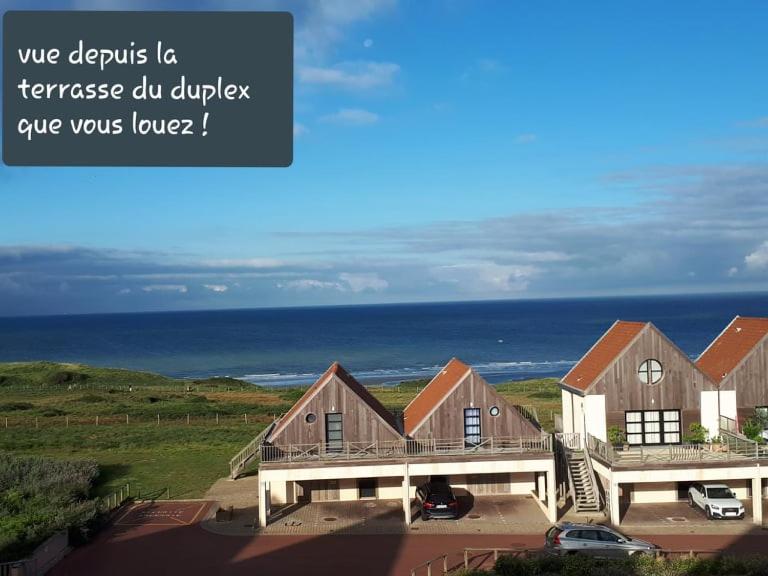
<box><xmin>257</xmin><ymin>454</ymin><xmax>557</xmax><ymax>528</ymax></box>
<box><xmin>592</xmin><ymin>460</ymin><xmax>767</xmax><ymax>526</ymax></box>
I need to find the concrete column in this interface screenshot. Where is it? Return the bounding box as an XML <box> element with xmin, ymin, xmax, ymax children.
<box><xmin>609</xmin><ymin>480</ymin><xmax>620</xmax><ymax>526</ymax></box>
<box><xmin>402</xmin><ymin>462</ymin><xmax>412</xmax><ymax>525</ymax></box>
<box><xmin>537</xmin><ymin>472</ymin><xmax>547</xmax><ymax>502</ymax></box>
<box><xmin>546</xmin><ymin>470</ymin><xmax>557</xmax><ymax>522</ymax></box>
<box><xmin>752</xmin><ymin>475</ymin><xmax>763</xmax><ymax>525</ymax></box>
<box><xmin>258</xmin><ymin>479</ymin><xmax>270</xmax><ymax>528</ymax></box>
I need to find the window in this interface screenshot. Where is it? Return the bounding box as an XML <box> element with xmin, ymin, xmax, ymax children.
<box><xmin>625</xmin><ymin>410</ymin><xmax>680</xmax><ymax>445</ymax></box>
<box><xmin>464</xmin><ymin>408</ymin><xmax>481</xmax><ymax>446</ymax></box>
<box><xmin>305</xmin><ymin>413</ymin><xmax>316</xmax><ymax>424</ymax></box>
<box><xmin>597</xmin><ymin>530</ymin><xmax>620</xmax><ymax>542</ymax></box>
<box><xmin>638</xmin><ymin>359</ymin><xmax>663</xmax><ymax>385</ymax></box>
<box><xmin>325</xmin><ymin>413</ymin><xmax>343</xmax><ymax>453</ymax></box>
<box><xmin>489</xmin><ymin>406</ymin><xmax>500</xmax><ymax>417</ymax></box>
<box><xmin>358</xmin><ymin>478</ymin><xmax>377</xmax><ymax>499</ymax></box>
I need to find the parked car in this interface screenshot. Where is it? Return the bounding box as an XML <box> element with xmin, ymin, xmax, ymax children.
<box><xmin>544</xmin><ymin>523</ymin><xmax>657</xmax><ymax>558</ymax></box>
<box><xmin>416</xmin><ymin>481</ymin><xmax>459</xmax><ymax>520</ymax></box>
<box><xmin>687</xmin><ymin>483</ymin><xmax>745</xmax><ymax>519</ymax></box>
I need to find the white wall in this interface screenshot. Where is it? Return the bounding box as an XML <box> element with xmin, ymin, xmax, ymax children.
<box><xmin>700</xmin><ymin>390</ymin><xmax>719</xmax><ymax>440</ymax></box>
<box><xmin>572</xmin><ymin>395</ymin><xmax>585</xmax><ymax>437</ymax></box>
<box><xmin>561</xmin><ymin>390</ymin><xmax>574</xmax><ymax>434</ymax></box>
<box><xmin>630</xmin><ymin>482</ymin><xmax>678</xmax><ymax>503</ymax></box>
<box><xmin>720</xmin><ymin>390</ymin><xmax>737</xmax><ymax>421</ymax></box>
<box><xmin>584</xmin><ymin>395</ymin><xmax>607</xmax><ymax>442</ymax></box>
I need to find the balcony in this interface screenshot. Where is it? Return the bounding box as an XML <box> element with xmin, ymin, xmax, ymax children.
<box><xmin>585</xmin><ymin>432</ymin><xmax>768</xmax><ymax>468</ymax></box>
<box><xmin>260</xmin><ymin>435</ymin><xmax>552</xmax><ymax>464</ymax></box>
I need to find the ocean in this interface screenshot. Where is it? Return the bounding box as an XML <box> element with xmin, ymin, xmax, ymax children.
<box><xmin>0</xmin><ymin>293</ymin><xmax>765</xmax><ymax>386</ymax></box>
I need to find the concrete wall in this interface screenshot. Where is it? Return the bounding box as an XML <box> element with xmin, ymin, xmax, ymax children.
<box><xmin>700</xmin><ymin>390</ymin><xmax>719</xmax><ymax>440</ymax></box>
<box><xmin>584</xmin><ymin>395</ymin><xmax>607</xmax><ymax>442</ymax></box>
<box><xmin>562</xmin><ymin>390</ymin><xmax>574</xmax><ymax>434</ymax></box>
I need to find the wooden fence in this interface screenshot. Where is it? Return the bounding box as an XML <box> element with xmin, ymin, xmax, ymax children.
<box><xmin>0</xmin><ymin>413</ymin><xmax>271</xmax><ymax>429</ymax></box>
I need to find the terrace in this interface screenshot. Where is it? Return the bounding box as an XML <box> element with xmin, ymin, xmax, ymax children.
<box><xmin>259</xmin><ymin>435</ymin><xmax>552</xmax><ymax>464</ymax></box>
<box><xmin>584</xmin><ymin>431</ymin><xmax>768</xmax><ymax>468</ymax></box>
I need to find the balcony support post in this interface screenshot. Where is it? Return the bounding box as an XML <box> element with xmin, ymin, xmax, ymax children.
<box><xmin>752</xmin><ymin>475</ymin><xmax>763</xmax><ymax>525</ymax></box>
<box><xmin>402</xmin><ymin>462</ymin><xmax>412</xmax><ymax>525</ymax></box>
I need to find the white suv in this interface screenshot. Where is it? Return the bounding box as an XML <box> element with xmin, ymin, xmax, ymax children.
<box><xmin>687</xmin><ymin>483</ymin><xmax>745</xmax><ymax>520</ymax></box>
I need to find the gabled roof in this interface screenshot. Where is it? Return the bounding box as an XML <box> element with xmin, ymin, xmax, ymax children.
<box><xmin>696</xmin><ymin>316</ymin><xmax>768</xmax><ymax>384</ymax></box>
<box><xmin>267</xmin><ymin>362</ymin><xmax>399</xmax><ymax>440</ymax></box>
<box><xmin>403</xmin><ymin>357</ymin><xmax>472</xmax><ymax>436</ymax></box>
<box><xmin>561</xmin><ymin>320</ymin><xmax>647</xmax><ymax>392</ymax></box>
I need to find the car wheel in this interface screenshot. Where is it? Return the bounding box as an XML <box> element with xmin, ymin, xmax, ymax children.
<box><xmin>705</xmin><ymin>506</ymin><xmax>712</xmax><ymax>520</ymax></box>
<box><xmin>687</xmin><ymin>494</ymin><xmax>694</xmax><ymax>508</ymax></box>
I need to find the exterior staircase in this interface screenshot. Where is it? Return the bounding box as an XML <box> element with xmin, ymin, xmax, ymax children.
<box><xmin>565</xmin><ymin>448</ymin><xmax>601</xmax><ymax>513</ymax></box>
<box><xmin>229</xmin><ymin>418</ymin><xmax>279</xmax><ymax>479</ymax></box>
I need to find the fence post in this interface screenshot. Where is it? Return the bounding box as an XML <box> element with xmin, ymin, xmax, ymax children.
<box><xmin>443</xmin><ymin>555</ymin><xmax>448</xmax><ymax>574</ymax></box>
<box><xmin>216</xmin><ymin>413</ymin><xmax>219</xmax><ymax>425</ymax></box>
<box><xmin>244</xmin><ymin>413</ymin><xmax>248</xmax><ymax>424</ymax></box>
<box><xmin>126</xmin><ymin>414</ymin><xmax>129</xmax><ymax>425</ymax></box>
<box><xmin>127</xmin><ymin>483</ymin><xmax>130</xmax><ymax>497</ymax></box>
<box><xmin>35</xmin><ymin>417</ymin><xmax>39</xmax><ymax>429</ymax></box>
<box><xmin>187</xmin><ymin>414</ymin><xmax>190</xmax><ymax>425</ymax></box>
<box><xmin>5</xmin><ymin>417</ymin><xmax>7</xmax><ymax>428</ymax></box>
<box><xmin>157</xmin><ymin>414</ymin><xmax>160</xmax><ymax>426</ymax></box>
<box><xmin>96</xmin><ymin>416</ymin><xmax>98</xmax><ymax>426</ymax></box>
<box><xmin>464</xmin><ymin>550</ymin><xmax>469</xmax><ymax>569</ymax></box>
<box><xmin>166</xmin><ymin>487</ymin><xmax>170</xmax><ymax>500</ymax></box>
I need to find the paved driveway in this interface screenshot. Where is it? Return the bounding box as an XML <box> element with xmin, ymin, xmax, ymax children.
<box><xmin>251</xmin><ymin>494</ymin><xmax>552</xmax><ymax>535</ymax></box>
<box><xmin>619</xmin><ymin>500</ymin><xmax>761</xmax><ymax>534</ymax></box>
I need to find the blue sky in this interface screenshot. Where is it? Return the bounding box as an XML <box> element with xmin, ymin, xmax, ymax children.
<box><xmin>2</xmin><ymin>0</ymin><xmax>768</xmax><ymax>315</ymax></box>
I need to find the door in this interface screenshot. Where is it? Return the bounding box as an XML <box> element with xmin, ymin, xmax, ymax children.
<box><xmin>325</xmin><ymin>413</ymin><xmax>343</xmax><ymax>453</ymax></box>
<box><xmin>464</xmin><ymin>408</ymin><xmax>481</xmax><ymax>447</ymax></box>
<box><xmin>358</xmin><ymin>478</ymin><xmax>377</xmax><ymax>499</ymax></box>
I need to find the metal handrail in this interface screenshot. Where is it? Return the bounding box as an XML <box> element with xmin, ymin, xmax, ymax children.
<box><xmin>261</xmin><ymin>435</ymin><xmax>552</xmax><ymax>463</ymax></box>
<box><xmin>229</xmin><ymin>418</ymin><xmax>280</xmax><ymax>478</ymax></box>
<box><xmin>410</xmin><ymin>554</ymin><xmax>449</xmax><ymax>576</ymax></box>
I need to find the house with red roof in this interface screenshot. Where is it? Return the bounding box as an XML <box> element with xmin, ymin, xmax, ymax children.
<box><xmin>696</xmin><ymin>316</ymin><xmax>768</xmax><ymax>429</ymax></box>
<box><xmin>559</xmin><ymin>319</ymin><xmax>768</xmax><ymax>526</ymax></box>
<box><xmin>253</xmin><ymin>359</ymin><xmax>555</xmax><ymax>528</ymax></box>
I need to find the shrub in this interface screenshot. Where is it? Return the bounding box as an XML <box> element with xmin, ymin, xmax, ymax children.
<box><xmin>41</xmin><ymin>408</ymin><xmax>67</xmax><ymax>417</ymax></box>
<box><xmin>743</xmin><ymin>418</ymin><xmax>764</xmax><ymax>443</ymax></box>
<box><xmin>46</xmin><ymin>371</ymin><xmax>89</xmax><ymax>385</ymax></box>
<box><xmin>74</xmin><ymin>394</ymin><xmax>107</xmax><ymax>404</ymax></box>
<box><xmin>683</xmin><ymin>422</ymin><xmax>708</xmax><ymax>444</ymax></box>
<box><xmin>607</xmin><ymin>426</ymin><xmax>625</xmax><ymax>446</ymax></box>
<box><xmin>0</xmin><ymin>453</ymin><xmax>99</xmax><ymax>561</ymax></box>
<box><xmin>0</xmin><ymin>402</ymin><xmax>34</xmax><ymax>412</ymax></box>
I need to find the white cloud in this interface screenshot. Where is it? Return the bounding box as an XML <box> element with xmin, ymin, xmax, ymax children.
<box><xmin>117</xmin><ymin>288</ymin><xmax>131</xmax><ymax>295</ymax></box>
<box><xmin>728</xmin><ymin>267</ymin><xmax>739</xmax><ymax>277</ymax></box>
<box><xmin>278</xmin><ymin>272</ymin><xmax>388</xmax><ymax>293</ymax></box>
<box><xmin>203</xmin><ymin>284</ymin><xmax>228</xmax><ymax>293</ymax></box>
<box><xmin>200</xmin><ymin>258</ymin><xmax>283</xmax><ymax>269</ymax></box>
<box><xmin>431</xmin><ymin>262</ymin><xmax>537</xmax><ymax>294</ymax></box>
<box><xmin>141</xmin><ymin>284</ymin><xmax>188</xmax><ymax>294</ymax></box>
<box><xmin>293</xmin><ymin>123</ymin><xmax>309</xmax><ymax>137</ymax></box>
<box><xmin>363</xmin><ymin>38</ymin><xmax>374</xmax><ymax>48</ymax></box>
<box><xmin>745</xmin><ymin>241</ymin><xmax>768</xmax><ymax>271</ymax></box>
<box><xmin>299</xmin><ymin>61</ymin><xmax>399</xmax><ymax>90</ymax></box>
<box><xmin>320</xmin><ymin>108</ymin><xmax>379</xmax><ymax>125</ymax></box>
<box><xmin>338</xmin><ymin>272</ymin><xmax>388</xmax><ymax>292</ymax></box>
<box><xmin>516</xmin><ymin>133</ymin><xmax>537</xmax><ymax>144</ymax></box>
<box><xmin>278</xmin><ymin>279</ymin><xmax>343</xmax><ymax>291</ymax></box>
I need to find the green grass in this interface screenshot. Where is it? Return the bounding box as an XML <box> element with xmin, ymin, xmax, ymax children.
<box><xmin>0</xmin><ymin>362</ymin><xmax>563</xmax><ymax>499</ymax></box>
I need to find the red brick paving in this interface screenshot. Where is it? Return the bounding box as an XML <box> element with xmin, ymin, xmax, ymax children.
<box><xmin>51</xmin><ymin>501</ymin><xmax>768</xmax><ymax>576</ymax></box>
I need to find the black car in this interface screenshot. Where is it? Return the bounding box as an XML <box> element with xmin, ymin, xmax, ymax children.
<box><xmin>416</xmin><ymin>481</ymin><xmax>459</xmax><ymax>520</ymax></box>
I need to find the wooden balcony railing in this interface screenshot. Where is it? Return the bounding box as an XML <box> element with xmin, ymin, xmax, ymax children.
<box><xmin>260</xmin><ymin>435</ymin><xmax>552</xmax><ymax>463</ymax></box>
<box><xmin>586</xmin><ymin>431</ymin><xmax>767</xmax><ymax>466</ymax></box>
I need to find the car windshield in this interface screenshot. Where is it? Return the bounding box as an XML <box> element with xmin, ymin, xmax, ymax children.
<box><xmin>611</xmin><ymin>529</ymin><xmax>631</xmax><ymax>542</ymax></box>
<box><xmin>707</xmin><ymin>487</ymin><xmax>733</xmax><ymax>499</ymax></box>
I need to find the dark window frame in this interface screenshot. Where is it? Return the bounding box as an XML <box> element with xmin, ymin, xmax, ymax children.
<box><xmin>464</xmin><ymin>407</ymin><xmax>481</xmax><ymax>447</ymax></box>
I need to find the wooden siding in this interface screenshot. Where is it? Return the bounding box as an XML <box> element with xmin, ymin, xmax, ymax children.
<box><xmin>408</xmin><ymin>371</ymin><xmax>540</xmax><ymax>440</ymax></box>
<box><xmin>269</xmin><ymin>374</ymin><xmax>402</xmax><ymax>446</ymax></box>
<box><xmin>719</xmin><ymin>334</ymin><xmax>768</xmax><ymax>408</ymax></box>
<box><xmin>586</xmin><ymin>325</ymin><xmax>716</xmax><ymax>415</ymax></box>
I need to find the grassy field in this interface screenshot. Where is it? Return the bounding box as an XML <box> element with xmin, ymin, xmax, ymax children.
<box><xmin>0</xmin><ymin>362</ymin><xmax>561</xmax><ymax>499</ymax></box>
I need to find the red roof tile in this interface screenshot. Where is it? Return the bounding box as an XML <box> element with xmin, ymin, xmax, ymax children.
<box><xmin>697</xmin><ymin>316</ymin><xmax>768</xmax><ymax>384</ymax></box>
<box><xmin>403</xmin><ymin>358</ymin><xmax>471</xmax><ymax>436</ymax></box>
<box><xmin>562</xmin><ymin>321</ymin><xmax>647</xmax><ymax>392</ymax></box>
<box><xmin>268</xmin><ymin>362</ymin><xmax>399</xmax><ymax>440</ymax></box>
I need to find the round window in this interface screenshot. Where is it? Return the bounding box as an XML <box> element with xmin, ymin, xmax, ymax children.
<box><xmin>638</xmin><ymin>359</ymin><xmax>663</xmax><ymax>385</ymax></box>
<box><xmin>305</xmin><ymin>413</ymin><xmax>317</xmax><ymax>424</ymax></box>
<box><xmin>489</xmin><ymin>406</ymin><xmax>500</xmax><ymax>417</ymax></box>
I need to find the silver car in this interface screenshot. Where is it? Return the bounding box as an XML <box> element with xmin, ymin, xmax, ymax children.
<box><xmin>545</xmin><ymin>523</ymin><xmax>658</xmax><ymax>558</ymax></box>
